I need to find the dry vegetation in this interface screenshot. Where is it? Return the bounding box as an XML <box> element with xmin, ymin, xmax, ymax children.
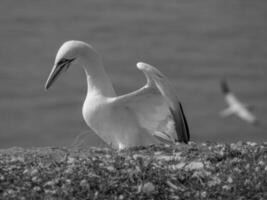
<box><xmin>0</xmin><ymin>142</ymin><xmax>266</xmax><ymax>199</ymax></box>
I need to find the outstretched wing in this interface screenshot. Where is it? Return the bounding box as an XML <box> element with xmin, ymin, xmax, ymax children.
<box><xmin>220</xmin><ymin>107</ymin><xmax>236</xmax><ymax>117</ymax></box>
<box><xmin>236</xmin><ymin>106</ymin><xmax>257</xmax><ymax>124</ymax></box>
<box><xmin>220</xmin><ymin>79</ymin><xmax>258</xmax><ymax>125</ymax></box>
<box><xmin>113</xmin><ymin>62</ymin><xmax>190</xmax><ymax>144</ymax></box>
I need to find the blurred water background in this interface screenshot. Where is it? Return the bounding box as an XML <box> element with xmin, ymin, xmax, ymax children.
<box><xmin>0</xmin><ymin>0</ymin><xmax>266</xmax><ymax>148</ymax></box>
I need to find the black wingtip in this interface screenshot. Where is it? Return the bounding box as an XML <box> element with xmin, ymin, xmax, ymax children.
<box><xmin>179</xmin><ymin>102</ymin><xmax>190</xmax><ymax>143</ymax></box>
<box><xmin>221</xmin><ymin>79</ymin><xmax>230</xmax><ymax>94</ymax></box>
<box><xmin>170</xmin><ymin>102</ymin><xmax>190</xmax><ymax>144</ymax></box>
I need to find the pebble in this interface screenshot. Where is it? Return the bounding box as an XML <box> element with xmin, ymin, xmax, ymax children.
<box><xmin>227</xmin><ymin>177</ymin><xmax>233</xmax><ymax>183</ymax></box>
<box><xmin>142</xmin><ymin>182</ymin><xmax>155</xmax><ymax>194</ymax></box>
<box><xmin>185</xmin><ymin>161</ymin><xmax>204</xmax><ymax>171</ymax></box>
<box><xmin>67</xmin><ymin>157</ymin><xmax>75</xmax><ymax>164</ymax></box>
<box><xmin>30</xmin><ymin>169</ymin><xmax>38</xmax><ymax>176</ymax></box>
<box><xmin>222</xmin><ymin>185</ymin><xmax>231</xmax><ymax>190</ymax></box>
<box><xmin>80</xmin><ymin>179</ymin><xmax>89</xmax><ymax>188</ymax></box>
<box><xmin>33</xmin><ymin>186</ymin><xmax>41</xmax><ymax>192</ymax></box>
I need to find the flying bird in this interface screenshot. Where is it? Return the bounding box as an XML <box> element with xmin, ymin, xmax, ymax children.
<box><xmin>45</xmin><ymin>41</ymin><xmax>190</xmax><ymax>149</ymax></box>
<box><xmin>220</xmin><ymin>79</ymin><xmax>258</xmax><ymax>125</ymax></box>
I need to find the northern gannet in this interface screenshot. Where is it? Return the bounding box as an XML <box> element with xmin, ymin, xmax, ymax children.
<box><xmin>220</xmin><ymin>79</ymin><xmax>258</xmax><ymax>125</ymax></box>
<box><xmin>45</xmin><ymin>41</ymin><xmax>190</xmax><ymax>149</ymax></box>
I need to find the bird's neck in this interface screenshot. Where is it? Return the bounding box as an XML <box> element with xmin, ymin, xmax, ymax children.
<box><xmin>81</xmin><ymin>56</ymin><xmax>116</xmax><ymax>98</ymax></box>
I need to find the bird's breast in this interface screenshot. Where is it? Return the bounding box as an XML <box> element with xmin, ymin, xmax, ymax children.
<box><xmin>82</xmin><ymin>95</ymin><xmax>110</xmax><ymax>129</ymax></box>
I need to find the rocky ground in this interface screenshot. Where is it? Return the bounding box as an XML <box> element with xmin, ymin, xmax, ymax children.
<box><xmin>0</xmin><ymin>142</ymin><xmax>266</xmax><ymax>200</ymax></box>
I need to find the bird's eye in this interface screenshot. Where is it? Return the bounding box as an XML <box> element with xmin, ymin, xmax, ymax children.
<box><xmin>57</xmin><ymin>58</ymin><xmax>68</xmax><ymax>66</ymax></box>
<box><xmin>57</xmin><ymin>58</ymin><xmax>76</xmax><ymax>66</ymax></box>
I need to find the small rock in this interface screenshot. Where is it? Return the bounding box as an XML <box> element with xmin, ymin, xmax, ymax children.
<box><xmin>192</xmin><ymin>169</ymin><xmax>211</xmax><ymax>178</ymax></box>
<box><xmin>166</xmin><ymin>180</ymin><xmax>178</xmax><ymax>190</ymax></box>
<box><xmin>245</xmin><ymin>164</ymin><xmax>250</xmax><ymax>170</ymax></box>
<box><xmin>105</xmin><ymin>154</ymin><xmax>111</xmax><ymax>159</ymax></box>
<box><xmin>154</xmin><ymin>151</ymin><xmax>162</xmax><ymax>155</ymax></box>
<box><xmin>65</xmin><ymin>179</ymin><xmax>71</xmax><ymax>185</ymax></box>
<box><xmin>230</xmin><ymin>158</ymin><xmax>241</xmax><ymax>164</ymax></box>
<box><xmin>94</xmin><ymin>191</ymin><xmax>99</xmax><ymax>199</ymax></box>
<box><xmin>208</xmin><ymin>176</ymin><xmax>221</xmax><ymax>187</ymax></box>
<box><xmin>67</xmin><ymin>157</ymin><xmax>75</xmax><ymax>164</ymax></box>
<box><xmin>222</xmin><ymin>185</ymin><xmax>231</xmax><ymax>190</ymax></box>
<box><xmin>201</xmin><ymin>143</ymin><xmax>207</xmax><ymax>147</ymax></box>
<box><xmin>247</xmin><ymin>142</ymin><xmax>257</xmax><ymax>147</ymax></box>
<box><xmin>33</xmin><ymin>186</ymin><xmax>41</xmax><ymax>192</ymax></box>
<box><xmin>45</xmin><ymin>180</ymin><xmax>55</xmax><ymax>187</ymax></box>
<box><xmin>201</xmin><ymin>191</ymin><xmax>207</xmax><ymax>198</ymax></box>
<box><xmin>255</xmin><ymin>183</ymin><xmax>261</xmax><ymax>190</ymax></box>
<box><xmin>65</xmin><ymin>167</ymin><xmax>73</xmax><ymax>174</ymax></box>
<box><xmin>170</xmin><ymin>195</ymin><xmax>180</xmax><ymax>200</ymax></box>
<box><xmin>188</xmin><ymin>141</ymin><xmax>197</xmax><ymax>146</ymax></box>
<box><xmin>10</xmin><ymin>156</ymin><xmax>24</xmax><ymax>162</ymax></box>
<box><xmin>169</xmin><ymin>162</ymin><xmax>186</xmax><ymax>170</ymax></box>
<box><xmin>227</xmin><ymin>177</ymin><xmax>233</xmax><ymax>183</ymax></box>
<box><xmin>80</xmin><ymin>179</ymin><xmax>89</xmax><ymax>188</ymax></box>
<box><xmin>30</xmin><ymin>169</ymin><xmax>39</xmax><ymax>176</ymax></box>
<box><xmin>142</xmin><ymin>182</ymin><xmax>155</xmax><ymax>194</ymax></box>
<box><xmin>106</xmin><ymin>166</ymin><xmax>115</xmax><ymax>172</ymax></box>
<box><xmin>155</xmin><ymin>155</ymin><xmax>173</xmax><ymax>161</ymax></box>
<box><xmin>258</xmin><ymin>160</ymin><xmax>265</xmax><ymax>166</ymax></box>
<box><xmin>244</xmin><ymin>179</ymin><xmax>251</xmax><ymax>186</ymax></box>
<box><xmin>31</xmin><ymin>176</ymin><xmax>39</xmax><ymax>183</ymax></box>
<box><xmin>4</xmin><ymin>189</ymin><xmax>16</xmax><ymax>197</ymax></box>
<box><xmin>0</xmin><ymin>175</ymin><xmax>5</xmax><ymax>181</ymax></box>
<box><xmin>233</xmin><ymin>167</ymin><xmax>241</xmax><ymax>173</ymax></box>
<box><xmin>23</xmin><ymin>169</ymin><xmax>30</xmax><ymax>175</ymax></box>
<box><xmin>185</xmin><ymin>161</ymin><xmax>204</xmax><ymax>171</ymax></box>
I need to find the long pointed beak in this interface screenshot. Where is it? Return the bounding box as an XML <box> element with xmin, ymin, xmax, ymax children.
<box><xmin>45</xmin><ymin>58</ymin><xmax>75</xmax><ymax>90</ymax></box>
<box><xmin>45</xmin><ymin>63</ymin><xmax>66</xmax><ymax>90</ymax></box>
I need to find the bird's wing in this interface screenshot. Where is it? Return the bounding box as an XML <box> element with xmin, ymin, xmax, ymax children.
<box><xmin>112</xmin><ymin>62</ymin><xmax>190</xmax><ymax>144</ymax></box>
<box><xmin>236</xmin><ymin>106</ymin><xmax>257</xmax><ymax>124</ymax></box>
<box><xmin>220</xmin><ymin>107</ymin><xmax>236</xmax><ymax>117</ymax></box>
<box><xmin>220</xmin><ymin>79</ymin><xmax>258</xmax><ymax>125</ymax></box>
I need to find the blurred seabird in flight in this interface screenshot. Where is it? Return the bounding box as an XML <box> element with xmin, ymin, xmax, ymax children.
<box><xmin>45</xmin><ymin>41</ymin><xmax>190</xmax><ymax>149</ymax></box>
<box><xmin>220</xmin><ymin>79</ymin><xmax>258</xmax><ymax>125</ymax></box>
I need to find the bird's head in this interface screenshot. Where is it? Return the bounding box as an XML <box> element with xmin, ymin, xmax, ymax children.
<box><xmin>45</xmin><ymin>40</ymin><xmax>97</xmax><ymax>90</ymax></box>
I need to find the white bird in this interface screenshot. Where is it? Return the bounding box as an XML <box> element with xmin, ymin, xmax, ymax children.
<box><xmin>45</xmin><ymin>41</ymin><xmax>190</xmax><ymax>149</ymax></box>
<box><xmin>220</xmin><ymin>79</ymin><xmax>258</xmax><ymax>125</ymax></box>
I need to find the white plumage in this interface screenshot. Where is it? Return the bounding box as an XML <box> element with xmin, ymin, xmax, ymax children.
<box><xmin>45</xmin><ymin>41</ymin><xmax>190</xmax><ymax>149</ymax></box>
<box><xmin>220</xmin><ymin>79</ymin><xmax>258</xmax><ymax>125</ymax></box>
